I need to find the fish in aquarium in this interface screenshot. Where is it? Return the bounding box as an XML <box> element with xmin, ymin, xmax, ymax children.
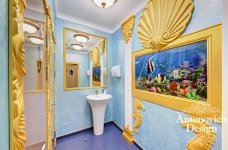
<box><xmin>146</xmin><ymin>56</ymin><xmax>155</xmax><ymax>74</ymax></box>
<box><xmin>135</xmin><ymin>40</ymin><xmax>208</xmax><ymax>102</ymax></box>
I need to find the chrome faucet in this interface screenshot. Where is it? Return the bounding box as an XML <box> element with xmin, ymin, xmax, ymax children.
<box><xmin>102</xmin><ymin>88</ymin><xmax>107</xmax><ymax>94</ymax></box>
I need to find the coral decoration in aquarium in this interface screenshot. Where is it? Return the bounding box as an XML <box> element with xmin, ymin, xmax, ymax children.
<box><xmin>135</xmin><ymin>40</ymin><xmax>207</xmax><ymax>101</ymax></box>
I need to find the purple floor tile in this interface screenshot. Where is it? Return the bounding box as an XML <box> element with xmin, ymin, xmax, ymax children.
<box><xmin>56</xmin><ymin>122</ymin><xmax>140</xmax><ymax>150</ymax></box>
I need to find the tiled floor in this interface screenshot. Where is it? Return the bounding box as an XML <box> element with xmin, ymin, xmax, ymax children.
<box><xmin>56</xmin><ymin>122</ymin><xmax>140</xmax><ymax>150</ymax></box>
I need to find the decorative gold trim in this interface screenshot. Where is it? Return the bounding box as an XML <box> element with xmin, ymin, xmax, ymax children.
<box><xmin>92</xmin><ymin>81</ymin><xmax>101</xmax><ymax>86</ymax></box>
<box><xmin>181</xmin><ymin>104</ymin><xmax>221</xmax><ymax>150</ymax></box>
<box><xmin>9</xmin><ymin>0</ymin><xmax>27</xmax><ymax>149</ymax></box>
<box><xmin>63</xmin><ymin>27</ymin><xmax>109</xmax><ymax>90</ymax></box>
<box><xmin>138</xmin><ymin>0</ymin><xmax>194</xmax><ymax>51</ymax></box>
<box><xmin>42</xmin><ymin>0</ymin><xmax>56</xmax><ymax>149</ymax></box>
<box><xmin>132</xmin><ymin>24</ymin><xmax>222</xmax><ymax>113</ymax></box>
<box><xmin>10</xmin><ymin>0</ymin><xmax>56</xmax><ymax>149</ymax></box>
<box><xmin>121</xmin><ymin>16</ymin><xmax>135</xmax><ymax>44</ymax></box>
<box><xmin>99</xmin><ymin>40</ymin><xmax>105</xmax><ymax>54</ymax></box>
<box><xmin>89</xmin><ymin>51</ymin><xmax>93</xmax><ymax>60</ymax></box>
<box><xmin>133</xmin><ymin>98</ymin><xmax>145</xmax><ymax>133</ymax></box>
<box><xmin>92</xmin><ymin>47</ymin><xmax>100</xmax><ymax>66</ymax></box>
<box><xmin>122</xmin><ymin>125</ymin><xmax>134</xmax><ymax>144</ymax></box>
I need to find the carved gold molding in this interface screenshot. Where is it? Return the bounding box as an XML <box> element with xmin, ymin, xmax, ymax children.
<box><xmin>181</xmin><ymin>104</ymin><xmax>221</xmax><ymax>150</ymax></box>
<box><xmin>122</xmin><ymin>125</ymin><xmax>134</xmax><ymax>144</ymax></box>
<box><xmin>121</xmin><ymin>16</ymin><xmax>135</xmax><ymax>44</ymax></box>
<box><xmin>133</xmin><ymin>98</ymin><xmax>145</xmax><ymax>133</ymax></box>
<box><xmin>99</xmin><ymin>41</ymin><xmax>105</xmax><ymax>54</ymax></box>
<box><xmin>138</xmin><ymin>0</ymin><xmax>194</xmax><ymax>51</ymax></box>
<box><xmin>11</xmin><ymin>0</ymin><xmax>27</xmax><ymax>149</ymax></box>
<box><xmin>43</xmin><ymin>0</ymin><xmax>56</xmax><ymax>149</ymax></box>
<box><xmin>92</xmin><ymin>47</ymin><xmax>100</xmax><ymax>66</ymax></box>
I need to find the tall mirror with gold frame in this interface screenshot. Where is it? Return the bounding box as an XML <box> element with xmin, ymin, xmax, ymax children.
<box><xmin>24</xmin><ymin>18</ymin><xmax>45</xmax><ymax>93</ymax></box>
<box><xmin>9</xmin><ymin>0</ymin><xmax>56</xmax><ymax>150</ymax></box>
<box><xmin>64</xmin><ymin>28</ymin><xmax>108</xmax><ymax>90</ymax></box>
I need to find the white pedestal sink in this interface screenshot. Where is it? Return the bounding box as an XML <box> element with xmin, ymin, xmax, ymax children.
<box><xmin>87</xmin><ymin>94</ymin><xmax>112</xmax><ymax>135</ymax></box>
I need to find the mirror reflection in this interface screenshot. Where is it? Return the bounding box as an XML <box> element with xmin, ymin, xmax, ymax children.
<box><xmin>64</xmin><ymin>28</ymin><xmax>108</xmax><ymax>89</ymax></box>
<box><xmin>24</xmin><ymin>18</ymin><xmax>45</xmax><ymax>92</ymax></box>
<box><xmin>23</xmin><ymin>0</ymin><xmax>46</xmax><ymax>149</ymax></box>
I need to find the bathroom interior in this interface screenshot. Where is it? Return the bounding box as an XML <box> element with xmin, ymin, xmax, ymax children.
<box><xmin>1</xmin><ymin>0</ymin><xmax>228</xmax><ymax>150</ymax></box>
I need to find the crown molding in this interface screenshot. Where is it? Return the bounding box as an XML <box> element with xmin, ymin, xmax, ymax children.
<box><xmin>111</xmin><ymin>0</ymin><xmax>147</xmax><ymax>33</ymax></box>
<box><xmin>54</xmin><ymin>0</ymin><xmax>147</xmax><ymax>34</ymax></box>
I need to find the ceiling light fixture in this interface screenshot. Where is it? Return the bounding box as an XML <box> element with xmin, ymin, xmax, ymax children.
<box><xmin>23</xmin><ymin>20</ymin><xmax>39</xmax><ymax>33</ymax></box>
<box><xmin>92</xmin><ymin>0</ymin><xmax>117</xmax><ymax>9</ymax></box>
<box><xmin>28</xmin><ymin>36</ymin><xmax>44</xmax><ymax>45</ymax></box>
<box><xmin>74</xmin><ymin>34</ymin><xmax>89</xmax><ymax>43</ymax></box>
<box><xmin>71</xmin><ymin>44</ymin><xmax>83</xmax><ymax>50</ymax></box>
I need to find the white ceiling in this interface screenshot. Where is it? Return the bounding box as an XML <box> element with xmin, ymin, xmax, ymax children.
<box><xmin>66</xmin><ymin>29</ymin><xmax>103</xmax><ymax>53</ymax></box>
<box><xmin>26</xmin><ymin>0</ymin><xmax>147</xmax><ymax>33</ymax></box>
<box><xmin>55</xmin><ymin>0</ymin><xmax>147</xmax><ymax>33</ymax></box>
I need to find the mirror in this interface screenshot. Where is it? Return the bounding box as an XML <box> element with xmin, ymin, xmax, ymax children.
<box><xmin>23</xmin><ymin>1</ymin><xmax>47</xmax><ymax>149</ymax></box>
<box><xmin>64</xmin><ymin>28</ymin><xmax>108</xmax><ymax>90</ymax></box>
<box><xmin>24</xmin><ymin>18</ymin><xmax>45</xmax><ymax>92</ymax></box>
<box><xmin>10</xmin><ymin>0</ymin><xmax>56</xmax><ymax>149</ymax></box>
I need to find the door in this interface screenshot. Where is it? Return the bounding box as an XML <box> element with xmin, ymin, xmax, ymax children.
<box><xmin>66</xmin><ymin>63</ymin><xmax>79</xmax><ymax>88</ymax></box>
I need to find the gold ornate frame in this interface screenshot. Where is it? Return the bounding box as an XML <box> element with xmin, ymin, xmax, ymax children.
<box><xmin>9</xmin><ymin>0</ymin><xmax>56</xmax><ymax>149</ymax></box>
<box><xmin>63</xmin><ymin>27</ymin><xmax>109</xmax><ymax>90</ymax></box>
<box><xmin>132</xmin><ymin>24</ymin><xmax>222</xmax><ymax>113</ymax></box>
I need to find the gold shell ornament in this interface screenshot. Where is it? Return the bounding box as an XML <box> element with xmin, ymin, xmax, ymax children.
<box><xmin>138</xmin><ymin>0</ymin><xmax>194</xmax><ymax>50</ymax></box>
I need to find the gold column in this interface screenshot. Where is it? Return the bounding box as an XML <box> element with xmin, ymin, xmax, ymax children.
<box><xmin>121</xmin><ymin>15</ymin><xmax>135</xmax><ymax>144</ymax></box>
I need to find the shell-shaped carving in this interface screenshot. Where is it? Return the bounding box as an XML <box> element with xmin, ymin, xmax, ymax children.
<box><xmin>138</xmin><ymin>0</ymin><xmax>194</xmax><ymax>50</ymax></box>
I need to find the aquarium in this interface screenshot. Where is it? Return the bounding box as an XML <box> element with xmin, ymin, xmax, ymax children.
<box><xmin>135</xmin><ymin>40</ymin><xmax>207</xmax><ymax>101</ymax></box>
<box><xmin>93</xmin><ymin>66</ymin><xmax>101</xmax><ymax>82</ymax></box>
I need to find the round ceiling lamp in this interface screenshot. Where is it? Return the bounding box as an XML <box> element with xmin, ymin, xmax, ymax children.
<box><xmin>71</xmin><ymin>44</ymin><xmax>83</xmax><ymax>50</ymax></box>
<box><xmin>23</xmin><ymin>20</ymin><xmax>39</xmax><ymax>33</ymax></box>
<box><xmin>74</xmin><ymin>34</ymin><xmax>89</xmax><ymax>43</ymax></box>
<box><xmin>28</xmin><ymin>36</ymin><xmax>44</xmax><ymax>45</ymax></box>
<box><xmin>92</xmin><ymin>0</ymin><xmax>117</xmax><ymax>9</ymax></box>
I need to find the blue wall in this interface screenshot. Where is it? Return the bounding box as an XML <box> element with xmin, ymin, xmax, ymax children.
<box><xmin>55</xmin><ymin>18</ymin><xmax>113</xmax><ymax>136</ymax></box>
<box><xmin>0</xmin><ymin>0</ymin><xmax>9</xmax><ymax>149</ymax></box>
<box><xmin>110</xmin><ymin>29</ymin><xmax>125</xmax><ymax>128</ymax></box>
<box><xmin>117</xmin><ymin>0</ymin><xmax>222</xmax><ymax>149</ymax></box>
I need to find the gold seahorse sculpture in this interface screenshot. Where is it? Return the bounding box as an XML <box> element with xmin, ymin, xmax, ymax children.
<box><xmin>133</xmin><ymin>98</ymin><xmax>145</xmax><ymax>133</ymax></box>
<box><xmin>181</xmin><ymin>115</ymin><xmax>216</xmax><ymax>150</ymax></box>
<box><xmin>182</xmin><ymin>104</ymin><xmax>221</xmax><ymax>150</ymax></box>
<box><xmin>12</xmin><ymin>0</ymin><xmax>27</xmax><ymax>149</ymax></box>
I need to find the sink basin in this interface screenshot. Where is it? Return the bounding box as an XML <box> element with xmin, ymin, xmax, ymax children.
<box><xmin>87</xmin><ymin>94</ymin><xmax>112</xmax><ymax>135</ymax></box>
